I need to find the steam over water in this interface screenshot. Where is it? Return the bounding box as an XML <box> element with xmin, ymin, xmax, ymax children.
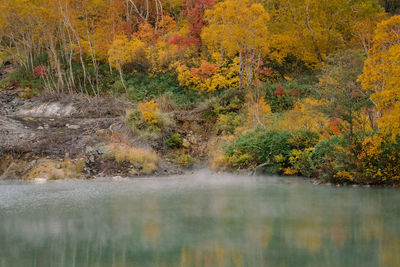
<box><xmin>0</xmin><ymin>171</ymin><xmax>399</xmax><ymax>266</ymax></box>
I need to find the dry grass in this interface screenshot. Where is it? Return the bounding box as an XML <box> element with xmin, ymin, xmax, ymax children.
<box><xmin>105</xmin><ymin>143</ymin><xmax>159</xmax><ymax>175</ymax></box>
<box><xmin>155</xmin><ymin>92</ymin><xmax>177</xmax><ymax>112</ymax></box>
<box><xmin>25</xmin><ymin>158</ymin><xmax>86</xmax><ymax>180</ymax></box>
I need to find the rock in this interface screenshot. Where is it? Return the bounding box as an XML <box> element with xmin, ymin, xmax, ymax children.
<box><xmin>33</xmin><ymin>178</ymin><xmax>48</xmax><ymax>184</ymax></box>
<box><xmin>55</xmin><ymin>163</ymin><xmax>62</xmax><ymax>169</ymax></box>
<box><xmin>85</xmin><ymin>146</ymin><xmax>94</xmax><ymax>154</ymax></box>
<box><xmin>182</xmin><ymin>138</ymin><xmax>190</xmax><ymax>148</ymax></box>
<box><xmin>67</xmin><ymin>124</ymin><xmax>80</xmax><ymax>130</ymax></box>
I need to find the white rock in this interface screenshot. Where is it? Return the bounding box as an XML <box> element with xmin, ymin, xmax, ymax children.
<box><xmin>33</xmin><ymin>178</ymin><xmax>48</xmax><ymax>184</ymax></box>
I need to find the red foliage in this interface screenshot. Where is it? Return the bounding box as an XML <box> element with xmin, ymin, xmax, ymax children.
<box><xmin>183</xmin><ymin>0</ymin><xmax>215</xmax><ymax>46</ymax></box>
<box><xmin>167</xmin><ymin>34</ymin><xmax>197</xmax><ymax>47</ymax></box>
<box><xmin>256</xmin><ymin>60</ymin><xmax>272</xmax><ymax>77</ymax></box>
<box><xmin>33</xmin><ymin>65</ymin><xmax>48</xmax><ymax>78</ymax></box>
<box><xmin>274</xmin><ymin>85</ymin><xmax>286</xmax><ymax>96</ymax></box>
<box><xmin>290</xmin><ymin>88</ymin><xmax>300</xmax><ymax>96</ymax></box>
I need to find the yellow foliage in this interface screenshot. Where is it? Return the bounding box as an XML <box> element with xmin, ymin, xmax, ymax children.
<box><xmin>265</xmin><ymin>0</ymin><xmax>385</xmax><ymax>67</ymax></box>
<box><xmin>174</xmin><ymin>57</ymin><xmax>239</xmax><ymax>92</ymax></box>
<box><xmin>138</xmin><ymin>100</ymin><xmax>159</xmax><ymax>124</ymax></box>
<box><xmin>359</xmin><ymin>15</ymin><xmax>400</xmax><ymax>141</ymax></box>
<box><xmin>202</xmin><ymin>0</ymin><xmax>270</xmax><ymax>87</ymax></box>
<box><xmin>334</xmin><ymin>171</ymin><xmax>355</xmax><ymax>181</ymax></box>
<box><xmin>202</xmin><ymin>0</ymin><xmax>270</xmax><ymax>58</ymax></box>
<box><xmin>268</xmin><ymin>98</ymin><xmax>328</xmax><ymax>133</ymax></box>
<box><xmin>108</xmin><ymin>35</ymin><xmax>146</xmax><ymax>70</ymax></box>
<box><xmin>358</xmin><ymin>135</ymin><xmax>383</xmax><ymax>161</ymax></box>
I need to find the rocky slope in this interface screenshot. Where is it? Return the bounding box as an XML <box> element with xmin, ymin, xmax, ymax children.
<box><xmin>0</xmin><ymin>87</ymin><xmax>184</xmax><ymax>179</ymax></box>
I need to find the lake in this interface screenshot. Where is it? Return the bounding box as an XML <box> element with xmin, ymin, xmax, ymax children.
<box><xmin>0</xmin><ymin>171</ymin><xmax>399</xmax><ymax>267</ymax></box>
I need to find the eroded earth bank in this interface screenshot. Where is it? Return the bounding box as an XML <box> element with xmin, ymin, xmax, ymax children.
<box><xmin>0</xmin><ymin>86</ymin><xmax>213</xmax><ymax>180</ymax></box>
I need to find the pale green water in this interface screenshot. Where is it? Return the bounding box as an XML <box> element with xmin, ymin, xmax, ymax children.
<box><xmin>0</xmin><ymin>171</ymin><xmax>399</xmax><ymax>267</ymax></box>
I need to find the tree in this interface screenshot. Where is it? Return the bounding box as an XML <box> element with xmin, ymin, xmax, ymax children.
<box><xmin>108</xmin><ymin>35</ymin><xmax>147</xmax><ymax>90</ymax></box>
<box><xmin>379</xmin><ymin>0</ymin><xmax>400</xmax><ymax>14</ymax></box>
<box><xmin>262</xmin><ymin>0</ymin><xmax>385</xmax><ymax>67</ymax></box>
<box><xmin>318</xmin><ymin>50</ymin><xmax>372</xmax><ymax>147</ymax></box>
<box><xmin>359</xmin><ymin>15</ymin><xmax>400</xmax><ymax>140</ymax></box>
<box><xmin>201</xmin><ymin>0</ymin><xmax>270</xmax><ymax>89</ymax></box>
<box><xmin>182</xmin><ymin>0</ymin><xmax>215</xmax><ymax>46</ymax></box>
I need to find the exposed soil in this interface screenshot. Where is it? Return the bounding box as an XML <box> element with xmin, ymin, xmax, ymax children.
<box><xmin>0</xmin><ymin>85</ymin><xmax>188</xmax><ymax>179</ymax></box>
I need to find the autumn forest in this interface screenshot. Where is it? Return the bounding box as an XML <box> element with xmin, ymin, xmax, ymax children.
<box><xmin>1</xmin><ymin>0</ymin><xmax>400</xmax><ymax>185</ymax></box>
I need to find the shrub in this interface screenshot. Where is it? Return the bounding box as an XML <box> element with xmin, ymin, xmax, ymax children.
<box><xmin>125</xmin><ymin>105</ymin><xmax>175</xmax><ymax>140</ymax></box>
<box><xmin>216</xmin><ymin>113</ymin><xmax>242</xmax><ymax>135</ymax></box>
<box><xmin>288</xmin><ymin>130</ymin><xmax>320</xmax><ymax>150</ymax></box>
<box><xmin>309</xmin><ymin>136</ymin><xmax>348</xmax><ymax>180</ymax></box>
<box><xmin>124</xmin><ymin>73</ymin><xmax>205</xmax><ymax>109</ymax></box>
<box><xmin>166</xmin><ymin>133</ymin><xmax>183</xmax><ymax>148</ymax></box>
<box><xmin>174</xmin><ymin>153</ymin><xmax>195</xmax><ymax>169</ymax></box>
<box><xmin>357</xmin><ymin>135</ymin><xmax>400</xmax><ymax>184</ymax></box>
<box><xmin>222</xmin><ymin>129</ymin><xmax>320</xmax><ymax>174</ymax></box>
<box><xmin>309</xmin><ymin>136</ymin><xmax>346</xmax><ymax>169</ymax></box>
<box><xmin>264</xmin><ymin>80</ymin><xmax>311</xmax><ymax>113</ymax></box>
<box><xmin>224</xmin><ymin>129</ymin><xmax>293</xmax><ymax>172</ymax></box>
<box><xmin>18</xmin><ymin>87</ymin><xmax>40</xmax><ymax>99</ymax></box>
<box><xmin>284</xmin><ymin>148</ymin><xmax>314</xmax><ymax>177</ymax></box>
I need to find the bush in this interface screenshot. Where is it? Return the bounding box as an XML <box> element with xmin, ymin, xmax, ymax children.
<box><xmin>166</xmin><ymin>133</ymin><xmax>183</xmax><ymax>148</ymax></box>
<box><xmin>223</xmin><ymin>129</ymin><xmax>320</xmax><ymax>174</ymax></box>
<box><xmin>124</xmin><ymin>73</ymin><xmax>205</xmax><ymax>109</ymax></box>
<box><xmin>224</xmin><ymin>129</ymin><xmax>293</xmax><ymax>172</ymax></box>
<box><xmin>288</xmin><ymin>130</ymin><xmax>320</xmax><ymax>150</ymax></box>
<box><xmin>174</xmin><ymin>152</ymin><xmax>195</xmax><ymax>169</ymax></box>
<box><xmin>216</xmin><ymin>113</ymin><xmax>242</xmax><ymax>135</ymax></box>
<box><xmin>309</xmin><ymin>136</ymin><xmax>348</xmax><ymax>180</ymax></box>
<box><xmin>125</xmin><ymin>105</ymin><xmax>175</xmax><ymax>140</ymax></box>
<box><xmin>264</xmin><ymin>80</ymin><xmax>311</xmax><ymax>113</ymax></box>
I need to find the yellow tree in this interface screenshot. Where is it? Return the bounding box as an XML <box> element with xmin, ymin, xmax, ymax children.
<box><xmin>108</xmin><ymin>34</ymin><xmax>146</xmax><ymax>90</ymax></box>
<box><xmin>359</xmin><ymin>15</ymin><xmax>400</xmax><ymax>140</ymax></box>
<box><xmin>262</xmin><ymin>0</ymin><xmax>384</xmax><ymax>67</ymax></box>
<box><xmin>201</xmin><ymin>0</ymin><xmax>270</xmax><ymax>89</ymax></box>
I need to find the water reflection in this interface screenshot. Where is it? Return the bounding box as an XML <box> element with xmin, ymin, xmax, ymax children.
<box><xmin>0</xmin><ymin>173</ymin><xmax>399</xmax><ymax>266</ymax></box>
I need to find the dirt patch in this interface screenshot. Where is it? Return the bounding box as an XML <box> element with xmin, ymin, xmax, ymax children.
<box><xmin>0</xmin><ymin>89</ymin><xmax>184</xmax><ymax>179</ymax></box>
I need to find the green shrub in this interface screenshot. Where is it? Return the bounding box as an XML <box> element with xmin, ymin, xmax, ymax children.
<box><xmin>223</xmin><ymin>129</ymin><xmax>320</xmax><ymax>174</ymax></box>
<box><xmin>309</xmin><ymin>136</ymin><xmax>346</xmax><ymax>168</ymax></box>
<box><xmin>167</xmin><ymin>134</ymin><xmax>183</xmax><ymax>148</ymax></box>
<box><xmin>308</xmin><ymin>136</ymin><xmax>348</xmax><ymax>179</ymax></box>
<box><xmin>224</xmin><ymin>129</ymin><xmax>293</xmax><ymax>172</ymax></box>
<box><xmin>124</xmin><ymin>73</ymin><xmax>205</xmax><ymax>109</ymax></box>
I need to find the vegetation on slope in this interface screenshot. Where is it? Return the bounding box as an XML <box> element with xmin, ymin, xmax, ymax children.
<box><xmin>1</xmin><ymin>0</ymin><xmax>400</xmax><ymax>184</ymax></box>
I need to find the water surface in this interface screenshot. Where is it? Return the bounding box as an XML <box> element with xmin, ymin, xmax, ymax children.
<box><xmin>0</xmin><ymin>171</ymin><xmax>399</xmax><ymax>267</ymax></box>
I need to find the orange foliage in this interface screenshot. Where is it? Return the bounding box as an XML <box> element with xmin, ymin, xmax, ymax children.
<box><xmin>190</xmin><ymin>61</ymin><xmax>218</xmax><ymax>79</ymax></box>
